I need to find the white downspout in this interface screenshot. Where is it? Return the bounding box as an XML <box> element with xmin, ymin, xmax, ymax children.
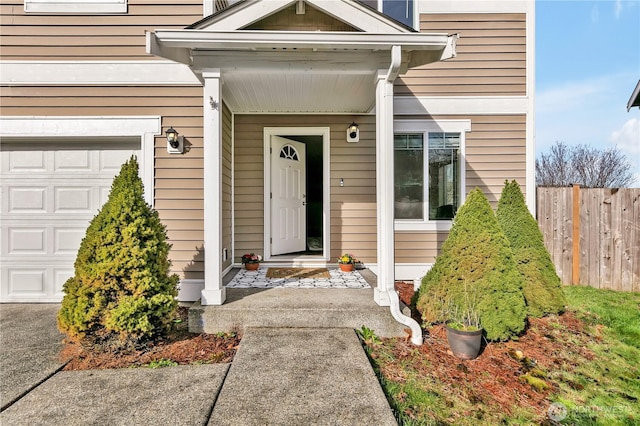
<box><xmin>382</xmin><ymin>45</ymin><xmax>423</xmax><ymax>346</ymax></box>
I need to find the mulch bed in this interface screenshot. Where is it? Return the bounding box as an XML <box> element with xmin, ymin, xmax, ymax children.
<box><xmin>61</xmin><ymin>307</ymin><xmax>240</xmax><ymax>371</ymax></box>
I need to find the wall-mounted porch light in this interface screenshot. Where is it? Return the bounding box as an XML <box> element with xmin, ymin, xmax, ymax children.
<box><xmin>166</xmin><ymin>126</ymin><xmax>184</xmax><ymax>154</ymax></box>
<box><xmin>346</xmin><ymin>122</ymin><xmax>359</xmax><ymax>143</ymax></box>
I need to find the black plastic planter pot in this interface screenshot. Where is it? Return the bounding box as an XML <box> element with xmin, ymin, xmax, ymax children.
<box><xmin>445</xmin><ymin>323</ymin><xmax>483</xmax><ymax>360</ymax></box>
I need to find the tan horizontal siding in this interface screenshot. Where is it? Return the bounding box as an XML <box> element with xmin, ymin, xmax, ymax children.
<box><xmin>396</xmin><ymin>13</ymin><xmax>527</xmax><ymax>97</ymax></box>
<box><xmin>243</xmin><ymin>2</ymin><xmax>357</xmax><ymax>32</ymax></box>
<box><xmin>0</xmin><ymin>1</ymin><xmax>201</xmax><ymax>60</ymax></box>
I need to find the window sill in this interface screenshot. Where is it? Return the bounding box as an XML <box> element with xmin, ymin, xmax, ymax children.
<box><xmin>395</xmin><ymin>220</ymin><xmax>453</xmax><ymax>232</ymax></box>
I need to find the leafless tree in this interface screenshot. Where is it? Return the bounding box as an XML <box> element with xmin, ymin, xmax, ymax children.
<box><xmin>536</xmin><ymin>142</ymin><xmax>635</xmax><ymax>188</ymax></box>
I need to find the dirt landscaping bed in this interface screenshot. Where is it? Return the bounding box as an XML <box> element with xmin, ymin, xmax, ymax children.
<box><xmin>61</xmin><ymin>307</ymin><xmax>240</xmax><ymax>370</ymax></box>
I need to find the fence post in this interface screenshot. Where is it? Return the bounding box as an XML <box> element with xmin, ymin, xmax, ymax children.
<box><xmin>572</xmin><ymin>185</ymin><xmax>580</xmax><ymax>285</ymax></box>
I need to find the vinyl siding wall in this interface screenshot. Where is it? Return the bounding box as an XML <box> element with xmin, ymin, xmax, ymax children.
<box><xmin>397</xmin><ymin>13</ymin><xmax>526</xmax><ymax>96</ymax></box>
<box><xmin>0</xmin><ymin>0</ymin><xmax>202</xmax><ymax>60</ymax></box>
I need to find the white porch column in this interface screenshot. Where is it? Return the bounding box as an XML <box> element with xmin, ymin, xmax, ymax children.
<box><xmin>200</xmin><ymin>69</ymin><xmax>226</xmax><ymax>305</ymax></box>
<box><xmin>374</xmin><ymin>47</ymin><xmax>400</xmax><ymax>306</ymax></box>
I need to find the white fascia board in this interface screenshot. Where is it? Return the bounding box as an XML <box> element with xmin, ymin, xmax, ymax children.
<box><xmin>0</xmin><ymin>61</ymin><xmax>201</xmax><ymax>86</ymax></box>
<box><xmin>394</xmin><ymin>96</ymin><xmax>529</xmax><ymax>115</ymax></box>
<box><xmin>153</xmin><ymin>30</ymin><xmax>450</xmax><ymax>51</ymax></box>
<box><xmin>419</xmin><ymin>0</ymin><xmax>529</xmax><ymax>14</ymax></box>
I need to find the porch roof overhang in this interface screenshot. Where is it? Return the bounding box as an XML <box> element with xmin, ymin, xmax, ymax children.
<box><xmin>146</xmin><ymin>30</ymin><xmax>457</xmax><ymax>113</ymax></box>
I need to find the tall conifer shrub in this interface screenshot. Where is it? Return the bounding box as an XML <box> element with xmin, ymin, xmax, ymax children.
<box><xmin>496</xmin><ymin>180</ymin><xmax>566</xmax><ymax>317</ymax></box>
<box><xmin>416</xmin><ymin>188</ymin><xmax>527</xmax><ymax>341</ymax></box>
<box><xmin>57</xmin><ymin>157</ymin><xmax>178</xmax><ymax>346</ymax></box>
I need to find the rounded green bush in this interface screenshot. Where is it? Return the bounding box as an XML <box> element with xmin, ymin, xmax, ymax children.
<box><xmin>416</xmin><ymin>188</ymin><xmax>527</xmax><ymax>341</ymax></box>
<box><xmin>57</xmin><ymin>157</ymin><xmax>179</xmax><ymax>346</ymax></box>
<box><xmin>496</xmin><ymin>180</ymin><xmax>566</xmax><ymax>317</ymax></box>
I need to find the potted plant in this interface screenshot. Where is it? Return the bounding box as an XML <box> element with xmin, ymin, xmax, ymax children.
<box><xmin>444</xmin><ymin>283</ymin><xmax>483</xmax><ymax>360</ymax></box>
<box><xmin>337</xmin><ymin>253</ymin><xmax>357</xmax><ymax>272</ymax></box>
<box><xmin>241</xmin><ymin>252</ymin><xmax>262</xmax><ymax>271</ymax></box>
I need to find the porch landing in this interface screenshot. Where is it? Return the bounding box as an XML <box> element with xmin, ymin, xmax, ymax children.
<box><xmin>189</xmin><ymin>269</ymin><xmax>411</xmax><ymax>338</ymax></box>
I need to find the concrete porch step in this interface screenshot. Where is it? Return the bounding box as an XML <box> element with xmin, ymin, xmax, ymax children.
<box><xmin>188</xmin><ymin>287</ymin><xmax>410</xmax><ymax>338</ymax></box>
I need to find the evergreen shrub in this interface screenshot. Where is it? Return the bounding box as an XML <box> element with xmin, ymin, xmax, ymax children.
<box><xmin>496</xmin><ymin>180</ymin><xmax>566</xmax><ymax>317</ymax></box>
<box><xmin>57</xmin><ymin>157</ymin><xmax>179</xmax><ymax>347</ymax></box>
<box><xmin>415</xmin><ymin>188</ymin><xmax>527</xmax><ymax>341</ymax></box>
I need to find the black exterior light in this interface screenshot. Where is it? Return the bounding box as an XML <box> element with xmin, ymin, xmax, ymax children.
<box><xmin>347</xmin><ymin>122</ymin><xmax>359</xmax><ymax>143</ymax></box>
<box><xmin>165</xmin><ymin>126</ymin><xmax>183</xmax><ymax>154</ymax></box>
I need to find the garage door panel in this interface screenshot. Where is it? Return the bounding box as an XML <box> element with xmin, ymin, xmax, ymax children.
<box><xmin>3</xmin><ymin>150</ymin><xmax>47</xmax><ymax>172</ymax></box>
<box><xmin>7</xmin><ymin>269</ymin><xmax>47</xmax><ymax>296</ymax></box>
<box><xmin>8</xmin><ymin>228</ymin><xmax>47</xmax><ymax>254</ymax></box>
<box><xmin>54</xmin><ymin>150</ymin><xmax>92</xmax><ymax>172</ymax></box>
<box><xmin>54</xmin><ymin>186</ymin><xmax>93</xmax><ymax>213</ymax></box>
<box><xmin>6</xmin><ymin>186</ymin><xmax>47</xmax><ymax>213</ymax></box>
<box><xmin>100</xmin><ymin>150</ymin><xmax>135</xmax><ymax>172</ymax></box>
<box><xmin>54</xmin><ymin>228</ymin><xmax>85</xmax><ymax>254</ymax></box>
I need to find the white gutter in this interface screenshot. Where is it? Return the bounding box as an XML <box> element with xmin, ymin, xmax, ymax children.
<box><xmin>384</xmin><ymin>45</ymin><xmax>423</xmax><ymax>346</ymax></box>
<box><xmin>149</xmin><ymin>29</ymin><xmax>450</xmax><ymax>51</ymax></box>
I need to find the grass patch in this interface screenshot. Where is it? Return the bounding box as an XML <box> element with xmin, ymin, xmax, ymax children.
<box><xmin>364</xmin><ymin>286</ymin><xmax>640</xmax><ymax>425</ymax></box>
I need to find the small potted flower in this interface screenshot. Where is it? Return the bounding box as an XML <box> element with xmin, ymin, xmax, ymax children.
<box><xmin>337</xmin><ymin>253</ymin><xmax>357</xmax><ymax>272</ymax></box>
<box><xmin>241</xmin><ymin>252</ymin><xmax>262</xmax><ymax>271</ymax></box>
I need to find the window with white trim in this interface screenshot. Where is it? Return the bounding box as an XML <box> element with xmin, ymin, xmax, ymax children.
<box><xmin>24</xmin><ymin>0</ymin><xmax>126</xmax><ymax>14</ymax></box>
<box><xmin>359</xmin><ymin>0</ymin><xmax>416</xmax><ymax>28</ymax></box>
<box><xmin>394</xmin><ymin>120</ymin><xmax>470</xmax><ymax>230</ymax></box>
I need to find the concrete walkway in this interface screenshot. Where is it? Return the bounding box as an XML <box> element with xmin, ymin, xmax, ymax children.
<box><xmin>0</xmin><ymin>305</ymin><xmax>397</xmax><ymax>425</ymax></box>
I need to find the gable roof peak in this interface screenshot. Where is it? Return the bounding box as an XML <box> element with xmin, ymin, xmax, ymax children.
<box><xmin>190</xmin><ymin>0</ymin><xmax>415</xmax><ymax>33</ymax></box>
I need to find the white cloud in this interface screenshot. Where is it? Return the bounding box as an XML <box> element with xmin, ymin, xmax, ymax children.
<box><xmin>591</xmin><ymin>4</ymin><xmax>599</xmax><ymax>22</ymax></box>
<box><xmin>610</xmin><ymin>118</ymin><xmax>640</xmax><ymax>155</ymax></box>
<box><xmin>615</xmin><ymin>0</ymin><xmax>623</xmax><ymax>18</ymax></box>
<box><xmin>536</xmin><ymin>79</ymin><xmax>604</xmax><ymax>114</ymax></box>
<box><xmin>609</xmin><ymin>118</ymin><xmax>640</xmax><ymax>186</ymax></box>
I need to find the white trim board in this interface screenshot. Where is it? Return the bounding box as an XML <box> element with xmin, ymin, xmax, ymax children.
<box><xmin>0</xmin><ymin>61</ymin><xmax>201</xmax><ymax>86</ymax></box>
<box><xmin>419</xmin><ymin>0</ymin><xmax>530</xmax><ymax>14</ymax></box>
<box><xmin>24</xmin><ymin>0</ymin><xmax>127</xmax><ymax>14</ymax></box>
<box><xmin>262</xmin><ymin>127</ymin><xmax>331</xmax><ymax>263</ymax></box>
<box><xmin>0</xmin><ymin>116</ymin><xmax>159</xmax><ymax>206</ymax></box>
<box><xmin>394</xmin><ymin>96</ymin><xmax>529</xmax><ymax>115</ymax></box>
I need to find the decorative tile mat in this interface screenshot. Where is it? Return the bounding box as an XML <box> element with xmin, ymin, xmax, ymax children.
<box><xmin>226</xmin><ymin>267</ymin><xmax>371</xmax><ymax>289</ymax></box>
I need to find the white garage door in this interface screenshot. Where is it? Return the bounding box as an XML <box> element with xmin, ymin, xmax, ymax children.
<box><xmin>1</xmin><ymin>141</ymin><xmax>140</xmax><ymax>302</ymax></box>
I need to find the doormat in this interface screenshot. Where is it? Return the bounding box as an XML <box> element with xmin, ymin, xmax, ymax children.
<box><xmin>266</xmin><ymin>268</ymin><xmax>331</xmax><ymax>280</ymax></box>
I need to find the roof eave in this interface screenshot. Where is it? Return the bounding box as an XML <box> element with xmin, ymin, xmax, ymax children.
<box><xmin>147</xmin><ymin>30</ymin><xmax>455</xmax><ymax>68</ymax></box>
<box><xmin>626</xmin><ymin>80</ymin><xmax>640</xmax><ymax>112</ymax></box>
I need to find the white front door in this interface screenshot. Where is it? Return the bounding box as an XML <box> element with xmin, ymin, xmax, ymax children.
<box><xmin>271</xmin><ymin>136</ymin><xmax>306</xmax><ymax>255</ymax></box>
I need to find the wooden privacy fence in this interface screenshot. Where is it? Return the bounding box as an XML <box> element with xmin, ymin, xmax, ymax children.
<box><xmin>536</xmin><ymin>186</ymin><xmax>640</xmax><ymax>292</ymax></box>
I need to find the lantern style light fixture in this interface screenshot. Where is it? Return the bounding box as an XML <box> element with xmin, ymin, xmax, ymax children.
<box><xmin>165</xmin><ymin>126</ymin><xmax>183</xmax><ymax>154</ymax></box>
<box><xmin>346</xmin><ymin>122</ymin><xmax>359</xmax><ymax>143</ymax></box>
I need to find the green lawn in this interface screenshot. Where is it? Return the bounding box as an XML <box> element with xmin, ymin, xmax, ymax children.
<box><xmin>363</xmin><ymin>286</ymin><xmax>640</xmax><ymax>425</ymax></box>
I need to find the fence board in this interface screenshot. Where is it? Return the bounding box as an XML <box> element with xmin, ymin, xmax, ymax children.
<box><xmin>537</xmin><ymin>187</ymin><xmax>640</xmax><ymax>292</ymax></box>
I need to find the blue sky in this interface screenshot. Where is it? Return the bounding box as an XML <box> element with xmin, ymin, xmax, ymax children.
<box><xmin>536</xmin><ymin>0</ymin><xmax>640</xmax><ymax>186</ymax></box>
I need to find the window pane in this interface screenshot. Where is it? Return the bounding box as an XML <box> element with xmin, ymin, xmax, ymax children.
<box><xmin>382</xmin><ymin>0</ymin><xmax>414</xmax><ymax>27</ymax></box>
<box><xmin>394</xmin><ymin>134</ymin><xmax>423</xmax><ymax>219</ymax></box>
<box><xmin>428</xmin><ymin>133</ymin><xmax>460</xmax><ymax>220</ymax></box>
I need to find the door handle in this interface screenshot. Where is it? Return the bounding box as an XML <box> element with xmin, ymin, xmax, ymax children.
<box><xmin>302</xmin><ymin>201</ymin><xmax>308</xmax><ymax>206</ymax></box>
